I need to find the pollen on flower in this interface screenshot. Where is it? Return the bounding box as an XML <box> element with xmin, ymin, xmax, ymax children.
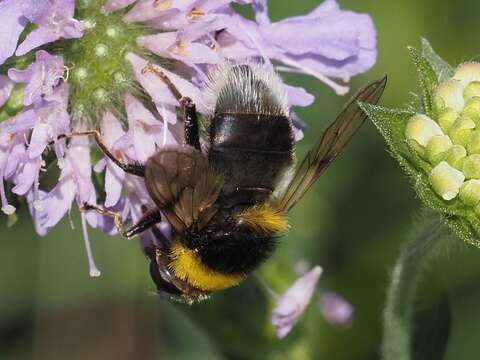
<box><xmin>154</xmin><ymin>0</ymin><xmax>172</xmax><ymax>10</ymax></box>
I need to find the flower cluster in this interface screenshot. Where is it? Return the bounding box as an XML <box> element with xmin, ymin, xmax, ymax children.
<box><xmin>406</xmin><ymin>63</ymin><xmax>480</xmax><ymax>204</ymax></box>
<box><xmin>361</xmin><ymin>39</ymin><xmax>480</xmax><ymax>248</ymax></box>
<box><xmin>0</xmin><ymin>0</ymin><xmax>377</xmax><ymax>273</ymax></box>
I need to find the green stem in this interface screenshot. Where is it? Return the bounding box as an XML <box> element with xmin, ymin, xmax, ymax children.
<box><xmin>382</xmin><ymin>210</ymin><xmax>449</xmax><ymax>360</ymax></box>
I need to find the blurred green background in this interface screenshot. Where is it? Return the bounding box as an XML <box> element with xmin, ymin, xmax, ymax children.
<box><xmin>2</xmin><ymin>0</ymin><xmax>480</xmax><ymax>359</ymax></box>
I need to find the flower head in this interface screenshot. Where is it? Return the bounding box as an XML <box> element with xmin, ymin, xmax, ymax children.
<box><xmin>361</xmin><ymin>39</ymin><xmax>480</xmax><ymax>248</ymax></box>
<box><xmin>0</xmin><ymin>1</ymin><xmax>377</xmax><ymax>276</ymax></box>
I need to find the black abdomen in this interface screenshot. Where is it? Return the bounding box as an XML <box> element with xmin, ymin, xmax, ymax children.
<box><xmin>208</xmin><ymin>113</ymin><xmax>294</xmax><ymax>205</ymax></box>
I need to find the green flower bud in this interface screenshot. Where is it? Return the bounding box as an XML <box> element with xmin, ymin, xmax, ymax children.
<box><xmin>438</xmin><ymin>108</ymin><xmax>459</xmax><ymax>133</ymax></box>
<box><xmin>445</xmin><ymin>145</ymin><xmax>467</xmax><ymax>169</ymax></box>
<box><xmin>462</xmin><ymin>154</ymin><xmax>480</xmax><ymax>179</ymax></box>
<box><xmin>405</xmin><ymin>114</ymin><xmax>443</xmax><ymax>147</ymax></box>
<box><xmin>448</xmin><ymin>116</ymin><xmax>475</xmax><ymax>145</ymax></box>
<box><xmin>430</xmin><ymin>161</ymin><xmax>465</xmax><ymax>200</ymax></box>
<box><xmin>362</xmin><ymin>42</ymin><xmax>480</xmax><ymax>247</ymax></box>
<box><xmin>462</xmin><ymin>97</ymin><xmax>480</xmax><ymax>124</ymax></box>
<box><xmin>425</xmin><ymin>135</ymin><xmax>453</xmax><ymax>164</ymax></box>
<box><xmin>434</xmin><ymin>79</ymin><xmax>465</xmax><ymax>113</ymax></box>
<box><xmin>463</xmin><ymin>81</ymin><xmax>480</xmax><ymax>100</ymax></box>
<box><xmin>459</xmin><ymin>179</ymin><xmax>480</xmax><ymax>206</ymax></box>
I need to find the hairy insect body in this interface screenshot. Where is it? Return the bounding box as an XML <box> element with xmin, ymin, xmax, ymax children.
<box><xmin>209</xmin><ymin>113</ymin><xmax>295</xmax><ymax>203</ymax></box>
<box><xmin>79</xmin><ymin>62</ymin><xmax>386</xmax><ymax>303</ymax></box>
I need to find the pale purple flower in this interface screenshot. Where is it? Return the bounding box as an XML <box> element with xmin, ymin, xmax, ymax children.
<box><xmin>104</xmin><ymin>0</ymin><xmax>137</xmax><ymax>13</ymax></box>
<box><xmin>319</xmin><ymin>292</ymin><xmax>354</xmax><ymax>327</ymax></box>
<box><xmin>218</xmin><ymin>0</ymin><xmax>377</xmax><ymax>94</ymax></box>
<box><xmin>0</xmin><ymin>75</ymin><xmax>15</xmax><ymax>108</ymax></box>
<box><xmin>0</xmin><ymin>0</ymin><xmax>378</xmax><ymax>279</ymax></box>
<box><xmin>94</xmin><ymin>112</ymin><xmax>127</xmax><ymax>208</ymax></box>
<box><xmin>138</xmin><ymin>28</ymin><xmax>221</xmax><ymax>67</ymax></box>
<box><xmin>272</xmin><ymin>266</ymin><xmax>322</xmax><ymax>339</ymax></box>
<box><xmin>16</xmin><ymin>0</ymin><xmax>85</xmax><ymax>56</ymax></box>
<box><xmin>8</xmin><ymin>50</ymin><xmax>65</xmax><ymax>106</ymax></box>
<box><xmin>0</xmin><ymin>0</ymin><xmax>29</xmax><ymax>65</ymax></box>
<box><xmin>40</xmin><ymin>134</ymin><xmax>95</xmax><ymax>230</ymax></box>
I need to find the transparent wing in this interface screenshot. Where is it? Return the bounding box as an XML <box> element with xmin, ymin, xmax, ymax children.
<box><xmin>145</xmin><ymin>147</ymin><xmax>224</xmax><ymax>232</ymax></box>
<box><xmin>278</xmin><ymin>76</ymin><xmax>387</xmax><ymax>212</ymax></box>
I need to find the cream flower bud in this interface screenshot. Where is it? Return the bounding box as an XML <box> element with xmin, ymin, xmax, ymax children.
<box><xmin>453</xmin><ymin>62</ymin><xmax>480</xmax><ymax>86</ymax></box>
<box><xmin>464</xmin><ymin>82</ymin><xmax>480</xmax><ymax>100</ymax></box>
<box><xmin>438</xmin><ymin>108</ymin><xmax>459</xmax><ymax>133</ymax></box>
<box><xmin>405</xmin><ymin>114</ymin><xmax>443</xmax><ymax>146</ymax></box>
<box><xmin>445</xmin><ymin>145</ymin><xmax>467</xmax><ymax>169</ymax></box>
<box><xmin>462</xmin><ymin>154</ymin><xmax>480</xmax><ymax>179</ymax></box>
<box><xmin>459</xmin><ymin>179</ymin><xmax>480</xmax><ymax>206</ymax></box>
<box><xmin>425</xmin><ymin>135</ymin><xmax>453</xmax><ymax>164</ymax></box>
<box><xmin>448</xmin><ymin>116</ymin><xmax>475</xmax><ymax>145</ymax></box>
<box><xmin>462</xmin><ymin>97</ymin><xmax>480</xmax><ymax>124</ymax></box>
<box><xmin>430</xmin><ymin>161</ymin><xmax>465</xmax><ymax>200</ymax></box>
<box><xmin>434</xmin><ymin>79</ymin><xmax>465</xmax><ymax>113</ymax></box>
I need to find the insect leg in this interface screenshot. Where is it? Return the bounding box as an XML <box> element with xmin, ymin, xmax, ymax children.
<box><xmin>59</xmin><ymin>130</ymin><xmax>145</xmax><ymax>177</ymax></box>
<box><xmin>141</xmin><ymin>64</ymin><xmax>201</xmax><ymax>150</ymax></box>
<box><xmin>81</xmin><ymin>203</ymin><xmax>130</xmax><ymax>238</ymax></box>
<box><xmin>123</xmin><ymin>209</ymin><xmax>162</xmax><ymax>238</ymax></box>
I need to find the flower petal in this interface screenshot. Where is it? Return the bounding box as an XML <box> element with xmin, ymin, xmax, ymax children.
<box><xmin>0</xmin><ymin>0</ymin><xmax>28</xmax><ymax>65</ymax></box>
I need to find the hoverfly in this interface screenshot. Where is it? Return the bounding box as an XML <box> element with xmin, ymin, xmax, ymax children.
<box><xmin>76</xmin><ymin>62</ymin><xmax>386</xmax><ymax>303</ymax></box>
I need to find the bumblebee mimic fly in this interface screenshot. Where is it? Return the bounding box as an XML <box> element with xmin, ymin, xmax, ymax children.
<box><xmin>77</xmin><ymin>62</ymin><xmax>386</xmax><ymax>303</ymax></box>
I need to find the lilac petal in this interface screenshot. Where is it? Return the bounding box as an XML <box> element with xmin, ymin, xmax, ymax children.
<box><xmin>5</xmin><ymin>136</ymin><xmax>27</xmax><ymax>179</ymax></box>
<box><xmin>309</xmin><ymin>0</ymin><xmax>339</xmax><ymax>15</ymax></box>
<box><xmin>16</xmin><ymin>28</ymin><xmax>60</xmax><ymax>56</ymax></box>
<box><xmin>127</xmin><ymin>53</ymin><xmax>205</xmax><ymax>112</ymax></box>
<box><xmin>284</xmin><ymin>84</ymin><xmax>314</xmax><ymax>108</ymax></box>
<box><xmin>1</xmin><ymin>109</ymin><xmax>36</xmax><ymax>133</ymax></box>
<box><xmin>252</xmin><ymin>0</ymin><xmax>270</xmax><ymax>25</ymax></box>
<box><xmin>94</xmin><ymin>158</ymin><xmax>107</xmax><ymax>173</ymax></box>
<box><xmin>124</xmin><ymin>0</ymin><xmax>181</xmax><ymax>23</ymax></box>
<box><xmin>125</xmin><ymin>94</ymin><xmax>158</xmax><ymax>163</ymax></box>
<box><xmin>26</xmin><ymin>189</ymin><xmax>48</xmax><ymax>235</ymax></box>
<box><xmin>0</xmin><ymin>0</ymin><xmax>28</xmax><ymax>65</ymax></box>
<box><xmin>319</xmin><ymin>292</ymin><xmax>353</xmax><ymax>327</ymax></box>
<box><xmin>101</xmin><ymin>112</ymin><xmax>126</xmax><ymax>207</ymax></box>
<box><xmin>68</xmin><ymin>138</ymin><xmax>94</xmax><ymax>204</ymax></box>
<box><xmin>104</xmin><ymin>0</ymin><xmax>137</xmax><ymax>13</ymax></box>
<box><xmin>21</xmin><ymin>0</ymin><xmax>50</xmax><ymax>23</ymax></box>
<box><xmin>12</xmin><ymin>158</ymin><xmax>41</xmax><ymax>196</ymax></box>
<box><xmin>42</xmin><ymin>177</ymin><xmax>76</xmax><ymax>228</ymax></box>
<box><xmin>0</xmin><ymin>75</ymin><xmax>15</xmax><ymax>108</ymax></box>
<box><xmin>28</xmin><ymin>123</ymin><xmax>50</xmax><ymax>158</ymax></box>
<box><xmin>272</xmin><ymin>266</ymin><xmax>322</xmax><ymax>339</ymax></box>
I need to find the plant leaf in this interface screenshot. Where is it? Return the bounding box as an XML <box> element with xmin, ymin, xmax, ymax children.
<box><xmin>421</xmin><ymin>38</ymin><xmax>455</xmax><ymax>82</ymax></box>
<box><xmin>408</xmin><ymin>46</ymin><xmax>439</xmax><ymax>119</ymax></box>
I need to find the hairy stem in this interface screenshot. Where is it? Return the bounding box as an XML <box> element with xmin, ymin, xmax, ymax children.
<box><xmin>382</xmin><ymin>210</ymin><xmax>449</xmax><ymax>360</ymax></box>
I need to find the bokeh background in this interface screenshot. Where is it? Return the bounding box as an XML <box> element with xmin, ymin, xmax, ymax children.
<box><xmin>2</xmin><ymin>1</ymin><xmax>480</xmax><ymax>359</ymax></box>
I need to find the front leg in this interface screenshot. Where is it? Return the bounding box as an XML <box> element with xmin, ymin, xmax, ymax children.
<box><xmin>142</xmin><ymin>64</ymin><xmax>201</xmax><ymax>151</ymax></box>
<box><xmin>57</xmin><ymin>130</ymin><xmax>145</xmax><ymax>177</ymax></box>
<box><xmin>81</xmin><ymin>204</ymin><xmax>162</xmax><ymax>239</ymax></box>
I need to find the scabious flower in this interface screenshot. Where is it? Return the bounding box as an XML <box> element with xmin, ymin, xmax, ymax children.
<box><xmin>361</xmin><ymin>39</ymin><xmax>480</xmax><ymax>248</ymax></box>
<box><xmin>0</xmin><ymin>1</ymin><xmax>377</xmax><ymax>276</ymax></box>
<box><xmin>271</xmin><ymin>266</ymin><xmax>322</xmax><ymax>338</ymax></box>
